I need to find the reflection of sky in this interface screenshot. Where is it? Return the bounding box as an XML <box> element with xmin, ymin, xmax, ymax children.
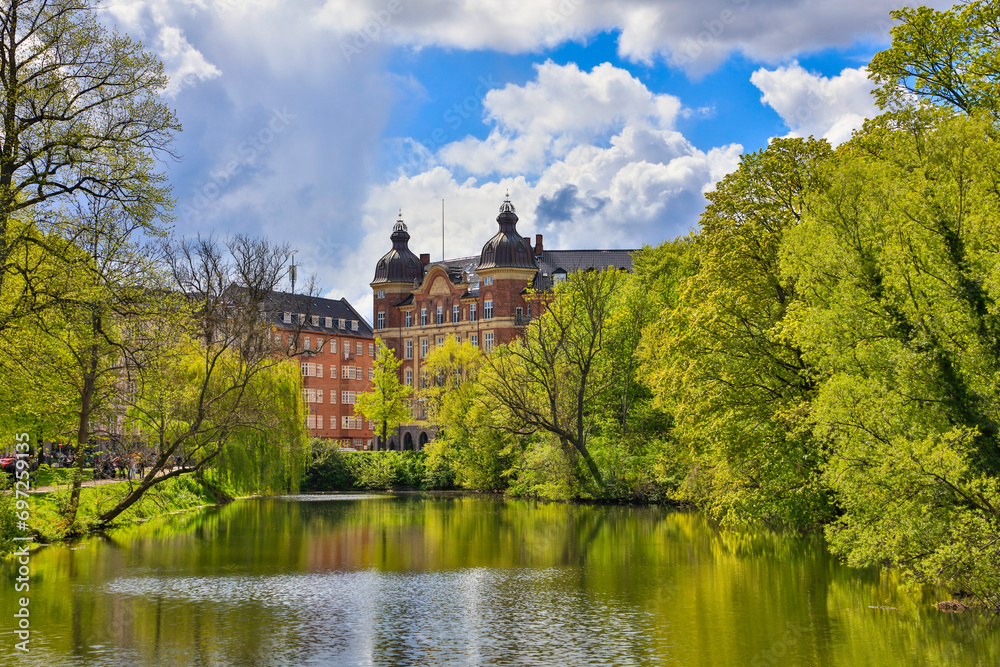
<box><xmin>101</xmin><ymin>568</ymin><xmax>658</xmax><ymax>665</ymax></box>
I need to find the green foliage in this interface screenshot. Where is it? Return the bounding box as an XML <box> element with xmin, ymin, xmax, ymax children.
<box><xmin>780</xmin><ymin>109</ymin><xmax>1000</xmax><ymax>605</ymax></box>
<box><xmin>0</xmin><ymin>477</ymin><xmax>18</xmax><ymax>556</ymax></box>
<box><xmin>869</xmin><ymin>1</ymin><xmax>1000</xmax><ymax>116</ymax></box>
<box><xmin>302</xmin><ymin>446</ymin><xmax>447</xmax><ymax>491</ymax></box>
<box><xmin>355</xmin><ymin>339</ymin><xmax>412</xmax><ymax>447</ymax></box>
<box><xmin>212</xmin><ymin>358</ymin><xmax>309</xmax><ymax>495</ymax></box>
<box><xmin>652</xmin><ymin>137</ymin><xmax>836</xmax><ymax>529</ymax></box>
<box><xmin>25</xmin><ymin>475</ymin><xmax>217</xmax><ymax>543</ymax></box>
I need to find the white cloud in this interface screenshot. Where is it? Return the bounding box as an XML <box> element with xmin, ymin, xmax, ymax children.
<box><xmin>333</xmin><ymin>62</ymin><xmax>743</xmax><ymax>316</ymax></box>
<box><xmin>751</xmin><ymin>62</ymin><xmax>879</xmax><ymax>144</ymax></box>
<box><xmin>314</xmin><ymin>0</ymin><xmax>956</xmax><ymax>75</ymax></box>
<box><xmin>438</xmin><ymin>61</ymin><xmax>685</xmax><ymax>176</ymax></box>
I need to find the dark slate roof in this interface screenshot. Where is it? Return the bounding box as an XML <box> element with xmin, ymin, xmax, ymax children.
<box><xmin>477</xmin><ymin>197</ymin><xmax>539</xmax><ymax>271</ymax></box>
<box><xmin>372</xmin><ymin>218</ymin><xmax>425</xmax><ymax>285</ymax></box>
<box><xmin>264</xmin><ymin>290</ymin><xmax>373</xmax><ymax>337</ymax></box>
<box><xmin>531</xmin><ymin>249</ymin><xmax>636</xmax><ymax>291</ymax></box>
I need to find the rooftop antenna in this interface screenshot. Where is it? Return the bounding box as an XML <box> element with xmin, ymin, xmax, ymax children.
<box><xmin>289</xmin><ymin>250</ymin><xmax>298</xmax><ymax>294</ymax></box>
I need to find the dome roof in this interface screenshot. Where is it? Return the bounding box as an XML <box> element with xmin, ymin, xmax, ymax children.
<box><xmin>372</xmin><ymin>214</ymin><xmax>425</xmax><ymax>285</ymax></box>
<box><xmin>477</xmin><ymin>195</ymin><xmax>538</xmax><ymax>271</ymax></box>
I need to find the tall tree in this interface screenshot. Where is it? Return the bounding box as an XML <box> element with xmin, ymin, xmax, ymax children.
<box><xmin>0</xmin><ymin>0</ymin><xmax>178</xmax><ymax>328</ymax></box>
<box><xmin>482</xmin><ymin>268</ymin><xmax>622</xmax><ymax>489</ymax></box>
<box><xmin>95</xmin><ymin>235</ymin><xmax>304</xmax><ymax>526</ymax></box>
<box><xmin>355</xmin><ymin>338</ymin><xmax>411</xmax><ymax>451</ymax></box>
<box><xmin>869</xmin><ymin>0</ymin><xmax>1000</xmax><ymax>116</ymax></box>
<box><xmin>783</xmin><ymin>110</ymin><xmax>1000</xmax><ymax>605</ymax></box>
<box><xmin>657</xmin><ymin>137</ymin><xmax>834</xmax><ymax>528</ymax></box>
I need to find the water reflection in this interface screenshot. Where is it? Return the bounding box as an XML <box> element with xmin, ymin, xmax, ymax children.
<box><xmin>1</xmin><ymin>496</ymin><xmax>995</xmax><ymax>666</ymax></box>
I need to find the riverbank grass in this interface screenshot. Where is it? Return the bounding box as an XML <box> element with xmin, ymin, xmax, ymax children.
<box><xmin>26</xmin><ymin>474</ymin><xmax>221</xmax><ymax>542</ymax></box>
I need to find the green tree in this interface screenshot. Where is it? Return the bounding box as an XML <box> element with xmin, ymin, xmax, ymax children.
<box><xmin>418</xmin><ymin>338</ymin><xmax>512</xmax><ymax>490</ymax></box>
<box><xmin>0</xmin><ymin>0</ymin><xmax>178</xmax><ymax>329</ymax></box>
<box><xmin>782</xmin><ymin>109</ymin><xmax>1000</xmax><ymax>605</ymax></box>
<box><xmin>869</xmin><ymin>0</ymin><xmax>1000</xmax><ymax>116</ymax></box>
<box><xmin>656</xmin><ymin>137</ymin><xmax>835</xmax><ymax>528</ymax></box>
<box><xmin>355</xmin><ymin>338</ymin><xmax>411</xmax><ymax>450</ymax></box>
<box><xmin>95</xmin><ymin>235</ymin><xmax>305</xmax><ymax>526</ymax></box>
<box><xmin>482</xmin><ymin>268</ymin><xmax>622</xmax><ymax>490</ymax></box>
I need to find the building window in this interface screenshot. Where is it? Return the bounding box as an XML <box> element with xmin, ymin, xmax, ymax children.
<box><xmin>376</xmin><ymin>312</ymin><xmax>385</xmax><ymax>329</ymax></box>
<box><xmin>338</xmin><ymin>318</ymin><xmax>346</xmax><ymax>328</ymax></box>
<box><xmin>352</xmin><ymin>320</ymin><xmax>359</xmax><ymax>331</ymax></box>
<box><xmin>405</xmin><ymin>311</ymin><xmax>412</xmax><ymax>328</ymax></box>
<box><xmin>471</xmin><ymin>334</ymin><xmax>478</xmax><ymax>347</ymax></box>
<box><xmin>317</xmin><ymin>364</ymin><xmax>324</xmax><ymax>379</ymax></box>
<box><xmin>325</xmin><ymin>317</ymin><xmax>333</xmax><ymax>328</ymax></box>
<box><xmin>298</xmin><ymin>313</ymin><xmax>306</xmax><ymax>324</ymax></box>
<box><xmin>455</xmin><ymin>335</ymin><xmax>461</xmax><ymax>343</ymax></box>
<box><xmin>405</xmin><ymin>340</ymin><xmax>413</xmax><ymax>359</ymax></box>
<box><xmin>282</xmin><ymin>312</ymin><xmax>291</xmax><ymax>324</ymax></box>
<box><xmin>437</xmin><ymin>337</ymin><xmax>444</xmax><ymax>347</ymax></box>
<box><xmin>420</xmin><ymin>308</ymin><xmax>427</xmax><ymax>326</ymax></box>
<box><xmin>405</xmin><ymin>370</ymin><xmax>413</xmax><ymax>386</ymax></box>
<box><xmin>356</xmin><ymin>342</ymin><xmax>362</xmax><ymax>355</ymax></box>
<box><xmin>317</xmin><ymin>415</ymin><xmax>323</xmax><ymax>429</ymax></box>
<box><xmin>469</xmin><ymin>303</ymin><xmax>477</xmax><ymax>322</ymax></box>
<box><xmin>376</xmin><ymin>289</ymin><xmax>385</xmax><ymax>299</ymax></box>
<box><xmin>311</xmin><ymin>315</ymin><xmax>320</xmax><ymax>326</ymax></box>
<box><xmin>453</xmin><ymin>304</ymin><xmax>460</xmax><ymax>322</ymax></box>
<box><xmin>330</xmin><ymin>339</ymin><xmax>337</xmax><ymax>353</ymax></box>
<box><xmin>516</xmin><ymin>306</ymin><xmax>522</xmax><ymax>316</ymax></box>
<box><xmin>485</xmin><ymin>331</ymin><xmax>494</xmax><ymax>353</ymax></box>
<box><xmin>317</xmin><ymin>389</ymin><xmax>324</xmax><ymax>403</ymax></box>
<box><xmin>304</xmin><ymin>336</ymin><xmax>311</xmax><ymax>351</ymax></box>
<box><xmin>484</xmin><ymin>300</ymin><xmax>493</xmax><ymax>320</ymax></box>
<box><xmin>368</xmin><ymin>367</ymin><xmax>374</xmax><ymax>381</ymax></box>
<box><xmin>436</xmin><ymin>306</ymin><xmax>443</xmax><ymax>324</ymax></box>
<box><xmin>369</xmin><ymin>343</ymin><xmax>375</xmax><ymax>357</ymax></box>
<box><xmin>421</xmin><ymin>339</ymin><xmax>428</xmax><ymax>358</ymax></box>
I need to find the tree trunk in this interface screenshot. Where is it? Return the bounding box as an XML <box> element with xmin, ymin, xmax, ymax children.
<box><xmin>64</xmin><ymin>336</ymin><xmax>99</xmax><ymax>528</ymax></box>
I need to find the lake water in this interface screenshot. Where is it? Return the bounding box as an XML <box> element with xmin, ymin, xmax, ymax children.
<box><xmin>1</xmin><ymin>494</ymin><xmax>996</xmax><ymax>666</ymax></box>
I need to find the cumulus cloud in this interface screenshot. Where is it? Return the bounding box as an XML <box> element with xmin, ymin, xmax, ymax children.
<box><xmin>751</xmin><ymin>62</ymin><xmax>879</xmax><ymax>144</ymax></box>
<box><xmin>334</xmin><ymin>62</ymin><xmax>743</xmax><ymax>317</ymax></box>
<box><xmin>314</xmin><ymin>0</ymin><xmax>955</xmax><ymax>75</ymax></box>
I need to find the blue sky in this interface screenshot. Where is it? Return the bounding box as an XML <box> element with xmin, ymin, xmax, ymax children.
<box><xmin>101</xmin><ymin>0</ymin><xmax>953</xmax><ymax>320</ymax></box>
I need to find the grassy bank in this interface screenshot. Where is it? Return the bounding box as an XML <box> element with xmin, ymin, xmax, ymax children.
<box><xmin>16</xmin><ymin>473</ymin><xmax>223</xmax><ymax>545</ymax></box>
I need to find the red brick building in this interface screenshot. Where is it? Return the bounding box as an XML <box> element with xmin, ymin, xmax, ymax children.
<box><xmin>270</xmin><ymin>293</ymin><xmax>376</xmax><ymax>449</ymax></box>
<box><xmin>370</xmin><ymin>195</ymin><xmax>634</xmax><ymax>450</ymax></box>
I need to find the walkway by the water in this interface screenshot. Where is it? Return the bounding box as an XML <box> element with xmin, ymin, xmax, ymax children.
<box><xmin>29</xmin><ymin>468</ymin><xmax>178</xmax><ymax>493</ymax></box>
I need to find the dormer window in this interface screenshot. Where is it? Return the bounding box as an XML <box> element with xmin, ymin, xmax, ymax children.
<box><xmin>282</xmin><ymin>312</ymin><xmax>291</xmax><ymax>324</ymax></box>
<box><xmin>297</xmin><ymin>313</ymin><xmax>306</xmax><ymax>324</ymax></box>
<box><xmin>325</xmin><ymin>317</ymin><xmax>333</xmax><ymax>328</ymax></box>
<box><xmin>351</xmin><ymin>320</ymin><xmax>359</xmax><ymax>331</ymax></box>
<box><xmin>338</xmin><ymin>318</ymin><xmax>345</xmax><ymax>329</ymax></box>
<box><xmin>311</xmin><ymin>315</ymin><xmax>319</xmax><ymax>326</ymax></box>
<box><xmin>553</xmin><ymin>269</ymin><xmax>567</xmax><ymax>285</ymax></box>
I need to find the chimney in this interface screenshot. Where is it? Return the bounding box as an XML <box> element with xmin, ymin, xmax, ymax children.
<box><xmin>420</xmin><ymin>253</ymin><xmax>430</xmax><ymax>265</ymax></box>
<box><xmin>534</xmin><ymin>234</ymin><xmax>543</xmax><ymax>256</ymax></box>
